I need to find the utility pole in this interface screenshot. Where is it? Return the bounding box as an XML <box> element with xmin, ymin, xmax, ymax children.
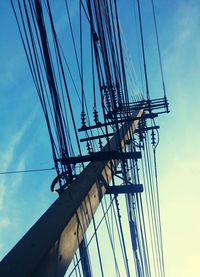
<box><xmin>0</xmin><ymin>108</ymin><xmax>143</xmax><ymax>277</ymax></box>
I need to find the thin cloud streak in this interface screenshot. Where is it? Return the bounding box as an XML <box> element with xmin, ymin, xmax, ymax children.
<box><xmin>0</xmin><ymin>218</ymin><xmax>10</xmax><ymax>228</ymax></box>
<box><xmin>0</xmin><ymin>184</ymin><xmax>5</xmax><ymax>211</ymax></box>
<box><xmin>0</xmin><ymin>109</ymin><xmax>37</xmax><ymax>210</ymax></box>
<box><xmin>176</xmin><ymin>1</ymin><xmax>199</xmax><ymax>44</ymax></box>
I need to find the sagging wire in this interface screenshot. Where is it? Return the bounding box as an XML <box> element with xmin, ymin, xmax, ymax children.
<box><xmin>151</xmin><ymin>119</ymin><xmax>166</xmax><ymax>277</ymax></box>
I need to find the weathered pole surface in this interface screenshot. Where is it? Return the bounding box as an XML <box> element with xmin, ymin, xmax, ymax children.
<box><xmin>0</xmin><ymin>109</ymin><xmax>143</xmax><ymax>277</ymax></box>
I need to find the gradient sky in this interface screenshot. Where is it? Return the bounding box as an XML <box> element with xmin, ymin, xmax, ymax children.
<box><xmin>0</xmin><ymin>1</ymin><xmax>200</xmax><ymax>276</ymax></box>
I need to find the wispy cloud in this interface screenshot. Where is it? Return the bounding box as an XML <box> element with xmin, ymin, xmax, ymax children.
<box><xmin>0</xmin><ymin>218</ymin><xmax>10</xmax><ymax>228</ymax></box>
<box><xmin>162</xmin><ymin>1</ymin><xmax>200</xmax><ymax>95</ymax></box>
<box><xmin>0</xmin><ymin>109</ymin><xmax>38</xmax><ymax>259</ymax></box>
<box><xmin>0</xmin><ymin>184</ymin><xmax>5</xmax><ymax>210</ymax></box>
<box><xmin>10</xmin><ymin>158</ymin><xmax>26</xmax><ymax>189</ymax></box>
<box><xmin>0</xmin><ymin>52</ymin><xmax>27</xmax><ymax>90</ymax></box>
<box><xmin>0</xmin><ymin>109</ymin><xmax>37</xmax><ymax>210</ymax></box>
<box><xmin>175</xmin><ymin>2</ymin><xmax>199</xmax><ymax>44</ymax></box>
<box><xmin>0</xmin><ymin>69</ymin><xmax>16</xmax><ymax>88</ymax></box>
<box><xmin>1</xmin><ymin>110</ymin><xmax>37</xmax><ymax>171</ymax></box>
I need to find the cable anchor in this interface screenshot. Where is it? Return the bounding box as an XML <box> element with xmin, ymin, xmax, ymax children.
<box><xmin>51</xmin><ymin>171</ymin><xmax>73</xmax><ymax>196</ymax></box>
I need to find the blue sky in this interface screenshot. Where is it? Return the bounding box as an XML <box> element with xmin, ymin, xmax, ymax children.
<box><xmin>155</xmin><ymin>1</ymin><xmax>200</xmax><ymax>276</ymax></box>
<box><xmin>0</xmin><ymin>1</ymin><xmax>200</xmax><ymax>276</ymax></box>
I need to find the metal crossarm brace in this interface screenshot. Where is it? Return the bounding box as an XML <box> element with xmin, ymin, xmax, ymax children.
<box><xmin>0</xmin><ymin>109</ymin><xmax>143</xmax><ymax>277</ymax></box>
<box><xmin>78</xmin><ymin>112</ymin><xmax>157</xmax><ymax>131</ymax></box>
<box><xmin>57</xmin><ymin>151</ymin><xmax>141</xmax><ymax>165</ymax></box>
<box><xmin>105</xmin><ymin>184</ymin><xmax>143</xmax><ymax>194</ymax></box>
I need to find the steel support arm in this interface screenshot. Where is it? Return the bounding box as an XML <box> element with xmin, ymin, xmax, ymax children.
<box><xmin>0</xmin><ymin>109</ymin><xmax>143</xmax><ymax>277</ymax></box>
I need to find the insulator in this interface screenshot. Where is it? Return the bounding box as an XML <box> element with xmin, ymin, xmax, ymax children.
<box><xmin>164</xmin><ymin>96</ymin><xmax>170</xmax><ymax>113</ymax></box>
<box><xmin>138</xmin><ymin>127</ymin><xmax>144</xmax><ymax>143</ymax></box>
<box><xmin>116</xmin><ymin>82</ymin><xmax>122</xmax><ymax>106</ymax></box>
<box><xmin>86</xmin><ymin>142</ymin><xmax>92</xmax><ymax>154</ymax></box>
<box><xmin>139</xmin><ymin>132</ymin><xmax>144</xmax><ymax>142</ymax></box>
<box><xmin>81</xmin><ymin>111</ymin><xmax>87</xmax><ymax>128</ymax></box>
<box><xmin>147</xmin><ymin>98</ymin><xmax>152</xmax><ymax>113</ymax></box>
<box><xmin>93</xmin><ymin>108</ymin><xmax>99</xmax><ymax>124</ymax></box>
<box><xmin>151</xmin><ymin>129</ymin><xmax>156</xmax><ymax>146</ymax></box>
<box><xmin>98</xmin><ymin>139</ymin><xmax>103</xmax><ymax>150</ymax></box>
<box><xmin>138</xmin><ymin>118</ymin><xmax>146</xmax><ymax>143</ymax></box>
<box><xmin>104</xmin><ymin>86</ymin><xmax>111</xmax><ymax>110</ymax></box>
<box><xmin>139</xmin><ymin>140</ymin><xmax>144</xmax><ymax>150</ymax></box>
<box><xmin>115</xmin><ymin>197</ymin><xmax>120</xmax><ymax>207</ymax></box>
<box><xmin>139</xmin><ymin>118</ymin><xmax>146</xmax><ymax>129</ymax></box>
<box><xmin>111</xmin><ymin>85</ymin><xmax>117</xmax><ymax>109</ymax></box>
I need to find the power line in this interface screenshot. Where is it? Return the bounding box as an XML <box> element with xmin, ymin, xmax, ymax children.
<box><xmin>0</xmin><ymin>167</ymin><xmax>56</xmax><ymax>175</ymax></box>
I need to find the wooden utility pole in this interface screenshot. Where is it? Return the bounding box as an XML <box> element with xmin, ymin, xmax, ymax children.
<box><xmin>0</xmin><ymin>109</ymin><xmax>143</xmax><ymax>277</ymax></box>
